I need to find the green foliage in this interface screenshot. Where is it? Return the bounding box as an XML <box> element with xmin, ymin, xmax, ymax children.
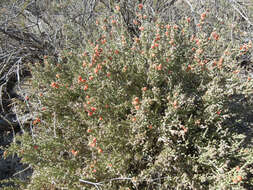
<box><xmin>5</xmin><ymin>5</ymin><xmax>253</xmax><ymax>190</ymax></box>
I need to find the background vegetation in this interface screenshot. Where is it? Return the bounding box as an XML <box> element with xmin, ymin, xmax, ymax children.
<box><xmin>0</xmin><ymin>0</ymin><xmax>253</xmax><ymax>189</ymax></box>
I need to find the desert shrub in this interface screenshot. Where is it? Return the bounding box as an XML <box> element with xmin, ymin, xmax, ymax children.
<box><xmin>5</xmin><ymin>4</ymin><xmax>253</xmax><ymax>190</ymax></box>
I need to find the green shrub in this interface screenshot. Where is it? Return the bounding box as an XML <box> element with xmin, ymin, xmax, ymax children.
<box><xmin>5</xmin><ymin>6</ymin><xmax>253</xmax><ymax>190</ymax></box>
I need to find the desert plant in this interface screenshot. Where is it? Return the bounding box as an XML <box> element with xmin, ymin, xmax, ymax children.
<box><xmin>3</xmin><ymin>2</ymin><xmax>253</xmax><ymax>190</ymax></box>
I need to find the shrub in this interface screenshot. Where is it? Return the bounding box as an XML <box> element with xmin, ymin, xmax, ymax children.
<box><xmin>5</xmin><ymin>5</ymin><xmax>253</xmax><ymax>190</ymax></box>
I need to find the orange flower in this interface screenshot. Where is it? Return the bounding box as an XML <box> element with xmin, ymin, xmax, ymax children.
<box><xmin>211</xmin><ymin>31</ymin><xmax>219</xmax><ymax>40</ymax></box>
<box><xmin>91</xmin><ymin>107</ymin><xmax>96</xmax><ymax>112</ymax></box>
<box><xmin>88</xmin><ymin>111</ymin><xmax>93</xmax><ymax>116</ymax></box>
<box><xmin>142</xmin><ymin>87</ymin><xmax>147</xmax><ymax>91</ymax></box>
<box><xmin>166</xmin><ymin>25</ymin><xmax>171</xmax><ymax>30</ymax></box>
<box><xmin>139</xmin><ymin>26</ymin><xmax>144</xmax><ymax>31</ymax></box>
<box><xmin>201</xmin><ymin>12</ymin><xmax>206</xmax><ymax>21</ymax></box>
<box><xmin>107</xmin><ymin>72</ymin><xmax>111</xmax><ymax>77</ymax></box>
<box><xmin>82</xmin><ymin>61</ymin><xmax>87</xmax><ymax>67</ymax></box>
<box><xmin>99</xmin><ymin>116</ymin><xmax>103</xmax><ymax>121</ymax></box>
<box><xmin>78</xmin><ymin>76</ymin><xmax>86</xmax><ymax>83</ymax></box>
<box><xmin>132</xmin><ymin>97</ymin><xmax>140</xmax><ymax>105</ymax></box>
<box><xmin>135</xmin><ymin>37</ymin><xmax>140</xmax><ymax>43</ymax></box>
<box><xmin>173</xmin><ymin>25</ymin><xmax>179</xmax><ymax>30</ymax></box>
<box><xmin>71</xmin><ymin>150</ymin><xmax>78</xmax><ymax>156</ymax></box>
<box><xmin>218</xmin><ymin>57</ymin><xmax>223</xmax><ymax>67</ymax></box>
<box><xmin>83</xmin><ymin>52</ymin><xmax>87</xmax><ymax>57</ymax></box>
<box><xmin>196</xmin><ymin>48</ymin><xmax>203</xmax><ymax>55</ymax></box>
<box><xmin>89</xmin><ymin>143</ymin><xmax>96</xmax><ymax>148</ymax></box>
<box><xmin>148</xmin><ymin>125</ymin><xmax>152</xmax><ymax>129</ymax></box>
<box><xmin>133</xmin><ymin>19</ymin><xmax>138</xmax><ymax>25</ymax></box>
<box><xmin>97</xmin><ymin>148</ymin><xmax>103</xmax><ymax>153</ymax></box>
<box><xmin>115</xmin><ymin>5</ymin><xmax>120</xmax><ymax>11</ymax></box>
<box><xmin>89</xmin><ymin>76</ymin><xmax>94</xmax><ymax>80</ymax></box>
<box><xmin>186</xmin><ymin>65</ymin><xmax>192</xmax><ymax>72</ymax></box>
<box><xmin>212</xmin><ymin>60</ymin><xmax>217</xmax><ymax>67</ymax></box>
<box><xmin>84</xmin><ymin>84</ymin><xmax>88</xmax><ymax>90</ymax></box>
<box><xmin>87</xmin><ymin>129</ymin><xmax>92</xmax><ymax>133</ymax></box>
<box><xmin>97</xmin><ymin>64</ymin><xmax>102</xmax><ymax>70</ymax></box>
<box><xmin>180</xmin><ymin>125</ymin><xmax>188</xmax><ymax>133</ymax></box>
<box><xmin>169</xmin><ymin>39</ymin><xmax>174</xmax><ymax>45</ymax></box>
<box><xmin>186</xmin><ymin>17</ymin><xmax>191</xmax><ymax>23</ymax></box>
<box><xmin>237</xmin><ymin>176</ymin><xmax>243</xmax><ymax>182</ymax></box>
<box><xmin>51</xmin><ymin>82</ymin><xmax>59</xmax><ymax>89</ymax></box>
<box><xmin>184</xmin><ymin>128</ymin><xmax>188</xmax><ymax>133</ymax></box>
<box><xmin>138</xmin><ymin>4</ymin><xmax>143</xmax><ymax>10</ymax></box>
<box><xmin>101</xmin><ymin>39</ymin><xmax>106</xmax><ymax>44</ymax></box>
<box><xmin>156</xmin><ymin>64</ymin><xmax>162</xmax><ymax>71</ymax></box>
<box><xmin>135</xmin><ymin>105</ymin><xmax>140</xmax><ymax>110</ymax></box>
<box><xmin>111</xmin><ymin>20</ymin><xmax>117</xmax><ymax>24</ymax></box>
<box><xmin>173</xmin><ymin>100</ymin><xmax>178</xmax><ymax>109</ymax></box>
<box><xmin>33</xmin><ymin>118</ymin><xmax>41</xmax><ymax>125</ymax></box>
<box><xmin>3</xmin><ymin>151</ymin><xmax>8</xmax><ymax>158</ymax></box>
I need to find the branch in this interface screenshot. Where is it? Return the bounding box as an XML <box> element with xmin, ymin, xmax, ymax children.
<box><xmin>79</xmin><ymin>179</ymin><xmax>103</xmax><ymax>190</ymax></box>
<box><xmin>230</xmin><ymin>0</ymin><xmax>253</xmax><ymax>26</ymax></box>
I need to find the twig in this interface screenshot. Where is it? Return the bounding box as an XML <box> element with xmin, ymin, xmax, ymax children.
<box><xmin>101</xmin><ymin>177</ymin><xmax>132</xmax><ymax>183</ymax></box>
<box><xmin>230</xmin><ymin>0</ymin><xmax>253</xmax><ymax>26</ymax></box>
<box><xmin>53</xmin><ymin>112</ymin><xmax>56</xmax><ymax>137</ymax></box>
<box><xmin>79</xmin><ymin>176</ymin><xmax>170</xmax><ymax>189</ymax></box>
<box><xmin>79</xmin><ymin>179</ymin><xmax>102</xmax><ymax>190</ymax></box>
<box><xmin>12</xmin><ymin>165</ymin><xmax>31</xmax><ymax>177</ymax></box>
<box><xmin>183</xmin><ymin>0</ymin><xmax>198</xmax><ymax>33</ymax></box>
